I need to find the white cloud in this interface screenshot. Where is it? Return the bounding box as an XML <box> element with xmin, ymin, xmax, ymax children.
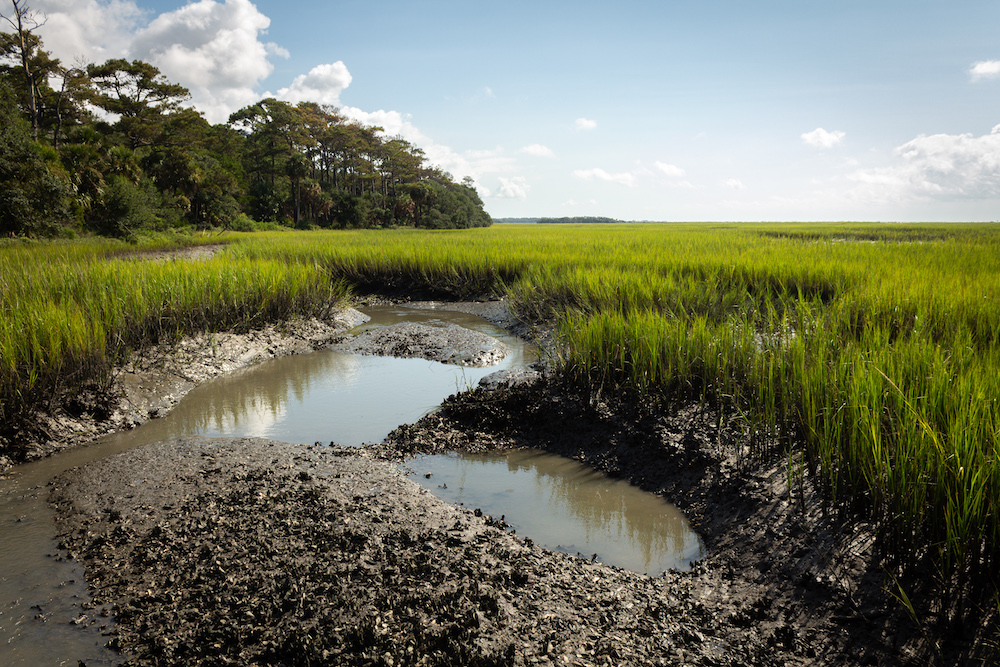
<box><xmin>654</xmin><ymin>161</ymin><xmax>685</xmax><ymax>177</ymax></box>
<box><xmin>341</xmin><ymin>107</ymin><xmax>414</xmax><ymax>138</ymax></box>
<box><xmin>970</xmin><ymin>60</ymin><xmax>1000</xmax><ymax>81</ymax></box>
<box><xmin>496</xmin><ymin>176</ymin><xmax>529</xmax><ymax>199</ymax></box>
<box><xmin>341</xmin><ymin>106</ymin><xmax>515</xmax><ymax>186</ymax></box>
<box><xmin>724</xmin><ymin>178</ymin><xmax>747</xmax><ymax>190</ymax></box>
<box><xmin>849</xmin><ymin>124</ymin><xmax>1000</xmax><ymax>202</ymax></box>
<box><xmin>131</xmin><ymin>0</ymin><xmax>285</xmax><ymax>123</ymax></box>
<box><xmin>33</xmin><ymin>0</ymin><xmax>145</xmax><ymax>63</ymax></box>
<box><xmin>575</xmin><ymin>117</ymin><xmax>597</xmax><ymax>131</ymax></box>
<box><xmin>572</xmin><ymin>168</ymin><xmax>635</xmax><ymax>187</ymax></box>
<box><xmin>801</xmin><ymin>127</ymin><xmax>846</xmax><ymax>148</ymax></box>
<box><xmin>275</xmin><ymin>62</ymin><xmax>352</xmax><ymax>106</ymax></box>
<box><xmin>521</xmin><ymin>144</ymin><xmax>554</xmax><ymax>157</ymax></box>
<box><xmin>35</xmin><ymin>0</ymin><xmax>289</xmax><ymax>124</ymax></box>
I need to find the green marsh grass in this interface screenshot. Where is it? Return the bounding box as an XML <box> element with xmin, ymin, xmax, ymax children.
<box><xmin>4</xmin><ymin>222</ymin><xmax>1000</xmax><ymax>624</ymax></box>
<box><xmin>0</xmin><ymin>239</ymin><xmax>347</xmax><ymax>429</ymax></box>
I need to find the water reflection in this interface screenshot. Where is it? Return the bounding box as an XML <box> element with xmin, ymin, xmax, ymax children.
<box><xmin>98</xmin><ymin>306</ymin><xmax>536</xmax><ymax>448</ymax></box>
<box><xmin>0</xmin><ymin>304</ymin><xmax>702</xmax><ymax>666</ymax></box>
<box><xmin>159</xmin><ymin>350</ymin><xmax>507</xmax><ymax>446</ymax></box>
<box><xmin>0</xmin><ymin>305</ymin><xmax>535</xmax><ymax>666</ymax></box>
<box><xmin>407</xmin><ymin>449</ymin><xmax>704</xmax><ymax>575</ymax></box>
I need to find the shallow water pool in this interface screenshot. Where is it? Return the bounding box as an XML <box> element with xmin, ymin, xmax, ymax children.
<box><xmin>406</xmin><ymin>449</ymin><xmax>704</xmax><ymax>575</ymax></box>
<box><xmin>0</xmin><ymin>304</ymin><xmax>700</xmax><ymax>665</ymax></box>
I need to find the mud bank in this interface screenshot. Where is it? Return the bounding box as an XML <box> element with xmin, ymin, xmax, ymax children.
<box><xmin>50</xmin><ymin>379</ymin><xmax>969</xmax><ymax>666</ymax></box>
<box><xmin>330</xmin><ymin>322</ymin><xmax>508</xmax><ymax>367</ymax></box>
<box><xmin>36</xmin><ymin>300</ymin><xmax>991</xmax><ymax>665</ymax></box>
<box><xmin>0</xmin><ymin>308</ymin><xmax>369</xmax><ymax>472</ymax></box>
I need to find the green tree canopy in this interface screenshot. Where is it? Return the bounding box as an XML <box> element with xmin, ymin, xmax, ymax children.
<box><xmin>0</xmin><ymin>80</ymin><xmax>72</xmax><ymax>236</ymax></box>
<box><xmin>0</xmin><ymin>45</ymin><xmax>491</xmax><ymax>237</ymax></box>
<box><xmin>87</xmin><ymin>59</ymin><xmax>191</xmax><ymax>149</ymax></box>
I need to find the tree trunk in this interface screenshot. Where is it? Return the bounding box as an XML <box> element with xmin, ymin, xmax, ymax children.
<box><xmin>5</xmin><ymin>1</ymin><xmax>39</xmax><ymax>141</ymax></box>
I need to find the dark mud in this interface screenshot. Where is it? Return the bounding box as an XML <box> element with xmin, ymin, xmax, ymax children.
<box><xmin>50</xmin><ymin>379</ymin><xmax>986</xmax><ymax>665</ymax></box>
<box><xmin>53</xmin><ymin>438</ymin><xmax>715</xmax><ymax>666</ymax></box>
<box><xmin>35</xmin><ymin>300</ymin><xmax>995</xmax><ymax>665</ymax></box>
<box><xmin>330</xmin><ymin>321</ymin><xmax>509</xmax><ymax>367</ymax></box>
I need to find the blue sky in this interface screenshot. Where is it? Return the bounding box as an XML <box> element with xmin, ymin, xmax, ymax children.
<box><xmin>31</xmin><ymin>0</ymin><xmax>1000</xmax><ymax>221</ymax></box>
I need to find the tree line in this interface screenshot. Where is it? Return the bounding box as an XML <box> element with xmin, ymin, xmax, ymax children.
<box><xmin>537</xmin><ymin>216</ymin><xmax>624</xmax><ymax>224</ymax></box>
<box><xmin>0</xmin><ymin>1</ymin><xmax>491</xmax><ymax>238</ymax></box>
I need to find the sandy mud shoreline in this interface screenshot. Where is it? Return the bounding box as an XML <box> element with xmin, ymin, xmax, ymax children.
<box><xmin>24</xmin><ymin>300</ymin><xmax>988</xmax><ymax>664</ymax></box>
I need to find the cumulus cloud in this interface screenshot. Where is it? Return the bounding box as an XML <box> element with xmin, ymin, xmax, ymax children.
<box><xmin>274</xmin><ymin>62</ymin><xmax>352</xmax><ymax>106</ymax></box>
<box><xmin>33</xmin><ymin>0</ymin><xmax>145</xmax><ymax>63</ymax></box>
<box><xmin>724</xmin><ymin>178</ymin><xmax>747</xmax><ymax>190</ymax></box>
<box><xmin>575</xmin><ymin>117</ymin><xmax>597</xmax><ymax>131</ymax></box>
<box><xmin>572</xmin><ymin>168</ymin><xmax>635</xmax><ymax>187</ymax></box>
<box><xmin>341</xmin><ymin>107</ymin><xmax>415</xmax><ymax>138</ymax></box>
<box><xmin>130</xmin><ymin>0</ymin><xmax>286</xmax><ymax>123</ymax></box>
<box><xmin>496</xmin><ymin>176</ymin><xmax>529</xmax><ymax>199</ymax></box>
<box><xmin>35</xmin><ymin>0</ymin><xmax>288</xmax><ymax>123</ymax></box>
<box><xmin>520</xmin><ymin>144</ymin><xmax>554</xmax><ymax>157</ymax></box>
<box><xmin>970</xmin><ymin>60</ymin><xmax>1000</xmax><ymax>81</ymax></box>
<box><xmin>849</xmin><ymin>124</ymin><xmax>1000</xmax><ymax>201</ymax></box>
<box><xmin>801</xmin><ymin>127</ymin><xmax>846</xmax><ymax>148</ymax></box>
<box><xmin>654</xmin><ymin>161</ymin><xmax>685</xmax><ymax>177</ymax></box>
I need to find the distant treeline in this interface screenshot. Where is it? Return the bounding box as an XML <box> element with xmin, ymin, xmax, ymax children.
<box><xmin>494</xmin><ymin>217</ymin><xmax>540</xmax><ymax>224</ymax></box>
<box><xmin>538</xmin><ymin>216</ymin><xmax>625</xmax><ymax>224</ymax></box>
<box><xmin>0</xmin><ymin>7</ymin><xmax>490</xmax><ymax>238</ymax></box>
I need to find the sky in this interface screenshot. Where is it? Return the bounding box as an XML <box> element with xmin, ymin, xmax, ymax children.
<box><xmin>24</xmin><ymin>0</ymin><xmax>1000</xmax><ymax>222</ymax></box>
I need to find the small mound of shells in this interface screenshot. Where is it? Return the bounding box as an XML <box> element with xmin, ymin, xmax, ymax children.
<box><xmin>332</xmin><ymin>322</ymin><xmax>508</xmax><ymax>367</ymax></box>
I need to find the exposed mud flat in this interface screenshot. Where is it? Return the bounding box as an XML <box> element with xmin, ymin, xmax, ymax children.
<box><xmin>331</xmin><ymin>321</ymin><xmax>508</xmax><ymax>367</ymax></box>
<box><xmin>50</xmin><ymin>378</ymin><xmax>968</xmax><ymax>666</ymax></box>
<box><xmin>27</xmin><ymin>300</ymin><xmax>994</xmax><ymax>664</ymax></box>
<box><xmin>52</xmin><ymin>438</ymin><xmax>713</xmax><ymax>665</ymax></box>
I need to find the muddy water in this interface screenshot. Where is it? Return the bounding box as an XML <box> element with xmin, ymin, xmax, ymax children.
<box><xmin>0</xmin><ymin>305</ymin><xmax>699</xmax><ymax>665</ymax></box>
<box><xmin>406</xmin><ymin>449</ymin><xmax>704</xmax><ymax>575</ymax></box>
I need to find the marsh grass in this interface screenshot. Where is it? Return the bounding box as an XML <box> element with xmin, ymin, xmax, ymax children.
<box><xmin>0</xmin><ymin>239</ymin><xmax>347</xmax><ymax>430</ymax></box>
<box><xmin>537</xmin><ymin>223</ymin><xmax>1000</xmax><ymax>625</ymax></box>
<box><xmin>4</xmin><ymin>222</ymin><xmax>1000</xmax><ymax>628</ymax></box>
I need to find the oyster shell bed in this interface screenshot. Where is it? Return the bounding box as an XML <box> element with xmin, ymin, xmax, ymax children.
<box><xmin>39</xmin><ymin>299</ymin><xmax>985</xmax><ymax>666</ymax></box>
<box><xmin>331</xmin><ymin>321</ymin><xmax>508</xmax><ymax>367</ymax></box>
<box><xmin>52</xmin><ymin>438</ymin><xmax>743</xmax><ymax>666</ymax></box>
